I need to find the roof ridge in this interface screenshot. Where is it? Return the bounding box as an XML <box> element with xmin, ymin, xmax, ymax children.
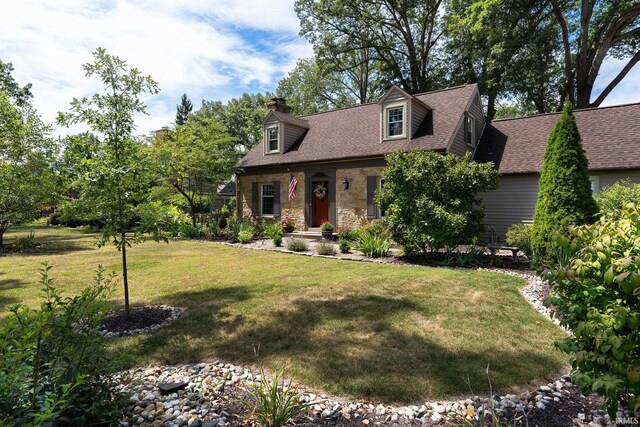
<box><xmin>491</xmin><ymin>101</ymin><xmax>640</xmax><ymax>123</ymax></box>
<box><xmin>296</xmin><ymin>84</ymin><xmax>475</xmax><ymax>119</ymax></box>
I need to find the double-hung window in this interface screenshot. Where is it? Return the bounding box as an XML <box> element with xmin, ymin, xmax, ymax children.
<box><xmin>260</xmin><ymin>183</ymin><xmax>275</xmax><ymax>216</ymax></box>
<box><xmin>385</xmin><ymin>105</ymin><xmax>405</xmax><ymax>138</ymax></box>
<box><xmin>266</xmin><ymin>126</ymin><xmax>279</xmax><ymax>153</ymax></box>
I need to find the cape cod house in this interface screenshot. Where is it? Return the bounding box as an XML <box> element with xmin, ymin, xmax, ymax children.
<box><xmin>237</xmin><ymin>84</ymin><xmax>640</xmax><ymax>240</ymax></box>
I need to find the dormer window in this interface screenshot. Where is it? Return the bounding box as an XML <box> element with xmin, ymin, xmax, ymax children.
<box><xmin>466</xmin><ymin>115</ymin><xmax>476</xmax><ymax>147</ymax></box>
<box><xmin>266</xmin><ymin>126</ymin><xmax>279</xmax><ymax>153</ymax></box>
<box><xmin>385</xmin><ymin>105</ymin><xmax>405</xmax><ymax>139</ymax></box>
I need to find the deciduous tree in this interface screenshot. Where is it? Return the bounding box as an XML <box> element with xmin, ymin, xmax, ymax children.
<box><xmin>58</xmin><ymin>48</ymin><xmax>160</xmax><ymax>317</ymax></box>
<box><xmin>148</xmin><ymin>117</ymin><xmax>239</xmax><ymax>226</ymax></box>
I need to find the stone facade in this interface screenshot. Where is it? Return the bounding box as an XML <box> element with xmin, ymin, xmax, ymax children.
<box><xmin>335</xmin><ymin>166</ymin><xmax>385</xmax><ymax>230</ymax></box>
<box><xmin>238</xmin><ymin>172</ymin><xmax>306</xmax><ymax>230</ymax></box>
<box><xmin>238</xmin><ymin>166</ymin><xmax>385</xmax><ymax>231</ymax></box>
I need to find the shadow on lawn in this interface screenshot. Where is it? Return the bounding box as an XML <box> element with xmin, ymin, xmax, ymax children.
<box><xmin>0</xmin><ymin>272</ymin><xmax>26</xmax><ymax>310</ymax></box>
<box><xmin>122</xmin><ymin>290</ymin><xmax>564</xmax><ymax>403</ymax></box>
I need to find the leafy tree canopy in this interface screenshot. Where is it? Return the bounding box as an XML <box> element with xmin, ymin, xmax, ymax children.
<box><xmin>57</xmin><ymin>47</ymin><xmax>160</xmax><ymax>316</ymax></box>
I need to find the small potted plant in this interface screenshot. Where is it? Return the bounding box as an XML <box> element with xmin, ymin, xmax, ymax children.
<box><xmin>282</xmin><ymin>215</ymin><xmax>296</xmax><ymax>233</ymax></box>
<box><xmin>320</xmin><ymin>220</ymin><xmax>334</xmax><ymax>239</ymax></box>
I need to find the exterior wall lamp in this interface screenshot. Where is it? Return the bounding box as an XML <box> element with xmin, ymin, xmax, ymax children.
<box><xmin>342</xmin><ymin>177</ymin><xmax>349</xmax><ymax>190</ymax></box>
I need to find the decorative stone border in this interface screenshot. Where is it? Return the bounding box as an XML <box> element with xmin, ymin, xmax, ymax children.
<box><xmin>100</xmin><ymin>305</ymin><xmax>184</xmax><ymax>338</ymax></box>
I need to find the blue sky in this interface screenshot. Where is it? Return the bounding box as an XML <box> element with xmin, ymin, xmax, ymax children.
<box><xmin>0</xmin><ymin>0</ymin><xmax>638</xmax><ymax>137</ymax></box>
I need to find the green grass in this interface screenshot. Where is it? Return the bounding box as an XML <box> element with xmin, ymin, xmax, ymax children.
<box><xmin>0</xmin><ymin>225</ymin><xmax>568</xmax><ymax>403</ymax></box>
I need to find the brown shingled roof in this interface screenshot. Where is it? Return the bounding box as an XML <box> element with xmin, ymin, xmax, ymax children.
<box><xmin>239</xmin><ymin>84</ymin><xmax>477</xmax><ymax>168</ymax></box>
<box><xmin>269</xmin><ymin>111</ymin><xmax>309</xmax><ymax>129</ymax></box>
<box><xmin>474</xmin><ymin>103</ymin><xmax>640</xmax><ymax>174</ymax></box>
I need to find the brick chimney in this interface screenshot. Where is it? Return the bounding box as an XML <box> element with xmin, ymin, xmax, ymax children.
<box><xmin>267</xmin><ymin>97</ymin><xmax>291</xmax><ymax>115</ymax></box>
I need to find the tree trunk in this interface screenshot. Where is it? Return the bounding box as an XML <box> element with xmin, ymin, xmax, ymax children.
<box><xmin>0</xmin><ymin>222</ymin><xmax>7</xmax><ymax>246</ymax></box>
<box><xmin>121</xmin><ymin>231</ymin><xmax>130</xmax><ymax>318</ymax></box>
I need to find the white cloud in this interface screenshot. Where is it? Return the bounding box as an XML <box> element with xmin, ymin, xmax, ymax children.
<box><xmin>0</xmin><ymin>0</ymin><xmax>312</xmax><ymax>137</ymax></box>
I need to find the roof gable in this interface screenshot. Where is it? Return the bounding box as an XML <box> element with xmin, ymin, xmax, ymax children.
<box><xmin>240</xmin><ymin>84</ymin><xmax>477</xmax><ymax>168</ymax></box>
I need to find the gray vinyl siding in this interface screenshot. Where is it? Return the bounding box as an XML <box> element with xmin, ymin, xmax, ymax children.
<box><xmin>448</xmin><ymin>119</ymin><xmax>468</xmax><ymax>157</ymax></box>
<box><xmin>480</xmin><ymin>174</ymin><xmax>539</xmax><ymax>242</ymax></box>
<box><xmin>449</xmin><ymin>93</ymin><xmax>484</xmax><ymax>157</ymax></box>
<box><xmin>596</xmin><ymin>170</ymin><xmax>640</xmax><ymax>189</ymax></box>
<box><xmin>469</xmin><ymin>93</ymin><xmax>484</xmax><ymax>147</ymax></box>
<box><xmin>283</xmin><ymin>124</ymin><xmax>306</xmax><ymax>152</ymax></box>
<box><xmin>410</xmin><ymin>99</ymin><xmax>429</xmax><ymax>137</ymax></box>
<box><xmin>480</xmin><ymin>170</ymin><xmax>640</xmax><ymax>241</ymax></box>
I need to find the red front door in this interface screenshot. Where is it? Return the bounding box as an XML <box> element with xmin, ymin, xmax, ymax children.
<box><xmin>312</xmin><ymin>180</ymin><xmax>329</xmax><ymax>227</ymax></box>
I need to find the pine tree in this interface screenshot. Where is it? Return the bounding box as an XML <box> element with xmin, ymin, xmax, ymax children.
<box><xmin>531</xmin><ymin>101</ymin><xmax>598</xmax><ymax>260</ymax></box>
<box><xmin>176</xmin><ymin>93</ymin><xmax>193</xmax><ymax>125</ymax></box>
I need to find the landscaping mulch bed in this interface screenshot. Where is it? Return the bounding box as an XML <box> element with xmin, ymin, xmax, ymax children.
<box><xmin>101</xmin><ymin>305</ymin><xmax>181</xmax><ymax>336</ymax></box>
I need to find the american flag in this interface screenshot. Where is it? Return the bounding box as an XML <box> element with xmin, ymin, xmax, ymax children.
<box><xmin>288</xmin><ymin>175</ymin><xmax>298</xmax><ymax>201</ymax></box>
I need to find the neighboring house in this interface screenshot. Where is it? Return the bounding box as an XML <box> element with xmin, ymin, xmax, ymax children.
<box><xmin>237</xmin><ymin>85</ymin><xmax>640</xmax><ymax>239</ymax></box>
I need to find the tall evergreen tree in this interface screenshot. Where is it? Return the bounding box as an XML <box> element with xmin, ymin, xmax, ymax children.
<box><xmin>531</xmin><ymin>101</ymin><xmax>598</xmax><ymax>260</ymax></box>
<box><xmin>175</xmin><ymin>93</ymin><xmax>193</xmax><ymax>125</ymax></box>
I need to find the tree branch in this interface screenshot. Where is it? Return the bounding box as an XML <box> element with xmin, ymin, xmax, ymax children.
<box><xmin>591</xmin><ymin>50</ymin><xmax>640</xmax><ymax>107</ymax></box>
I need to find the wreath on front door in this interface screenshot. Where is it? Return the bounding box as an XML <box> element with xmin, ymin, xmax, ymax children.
<box><xmin>313</xmin><ymin>184</ymin><xmax>327</xmax><ymax>199</ymax></box>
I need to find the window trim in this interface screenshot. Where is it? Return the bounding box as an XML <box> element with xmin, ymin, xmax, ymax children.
<box><xmin>589</xmin><ymin>176</ymin><xmax>600</xmax><ymax>194</ymax></box>
<box><xmin>467</xmin><ymin>115</ymin><xmax>476</xmax><ymax>147</ymax></box>
<box><xmin>260</xmin><ymin>183</ymin><xmax>275</xmax><ymax>217</ymax></box>
<box><xmin>265</xmin><ymin>125</ymin><xmax>279</xmax><ymax>154</ymax></box>
<box><xmin>384</xmin><ymin>103</ymin><xmax>407</xmax><ymax>140</ymax></box>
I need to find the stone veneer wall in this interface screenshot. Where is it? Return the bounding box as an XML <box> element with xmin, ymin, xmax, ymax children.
<box><xmin>335</xmin><ymin>166</ymin><xmax>385</xmax><ymax>230</ymax></box>
<box><xmin>237</xmin><ymin>172</ymin><xmax>306</xmax><ymax>231</ymax></box>
<box><xmin>238</xmin><ymin>165</ymin><xmax>385</xmax><ymax>231</ymax></box>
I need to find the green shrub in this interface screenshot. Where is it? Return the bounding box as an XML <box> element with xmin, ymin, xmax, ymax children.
<box><xmin>224</xmin><ymin>216</ymin><xmax>254</xmax><ymax>242</ymax></box>
<box><xmin>272</xmin><ymin>235</ymin><xmax>283</xmax><ymax>247</ymax></box>
<box><xmin>444</xmin><ymin>246</ymin><xmax>486</xmax><ymax>267</ymax></box>
<box><xmin>205</xmin><ymin>220</ymin><xmax>223</xmax><ymax>239</ymax></box>
<box><xmin>316</xmin><ymin>242</ymin><xmax>336</xmax><ymax>256</ymax></box>
<box><xmin>544</xmin><ymin>203</ymin><xmax>640</xmax><ymax>416</ymax></box>
<box><xmin>319</xmin><ymin>221</ymin><xmax>334</xmax><ymax>233</ymax></box>
<box><xmin>505</xmin><ymin>223</ymin><xmax>533</xmax><ymax>258</ymax></box>
<box><xmin>14</xmin><ymin>231</ymin><xmax>37</xmax><ymax>252</ymax></box>
<box><xmin>0</xmin><ymin>264</ymin><xmax>127</xmax><ymax>425</ymax></box>
<box><xmin>339</xmin><ymin>239</ymin><xmax>351</xmax><ymax>253</ymax></box>
<box><xmin>179</xmin><ymin>223</ymin><xmax>204</xmax><ymax>238</ymax></box>
<box><xmin>337</xmin><ymin>228</ymin><xmax>358</xmax><ymax>242</ymax></box>
<box><xmin>264</xmin><ymin>222</ymin><xmax>283</xmax><ymax>240</ymax></box>
<box><xmin>240</xmin><ymin>367</ymin><xmax>310</xmax><ymax>427</ymax></box>
<box><xmin>595</xmin><ymin>179</ymin><xmax>640</xmax><ymax>214</ymax></box>
<box><xmin>531</xmin><ymin>101</ymin><xmax>598</xmax><ymax>261</ymax></box>
<box><xmin>48</xmin><ymin>211</ymin><xmax>62</xmax><ymax>226</ymax></box>
<box><xmin>238</xmin><ymin>230</ymin><xmax>254</xmax><ymax>244</ymax></box>
<box><xmin>286</xmin><ymin>238</ymin><xmax>309</xmax><ymax>252</ymax></box>
<box><xmin>357</xmin><ymin>233</ymin><xmax>390</xmax><ymax>258</ymax></box>
<box><xmin>137</xmin><ymin>201</ymin><xmax>190</xmax><ymax>240</ymax></box>
<box><xmin>377</xmin><ymin>150</ymin><xmax>499</xmax><ymax>257</ymax></box>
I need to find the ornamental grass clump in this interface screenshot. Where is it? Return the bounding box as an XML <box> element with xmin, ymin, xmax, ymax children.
<box><xmin>316</xmin><ymin>242</ymin><xmax>336</xmax><ymax>256</ymax></box>
<box><xmin>286</xmin><ymin>238</ymin><xmax>309</xmax><ymax>252</ymax></box>
<box><xmin>240</xmin><ymin>367</ymin><xmax>311</xmax><ymax>427</ymax></box>
<box><xmin>544</xmin><ymin>203</ymin><xmax>640</xmax><ymax>417</ymax></box>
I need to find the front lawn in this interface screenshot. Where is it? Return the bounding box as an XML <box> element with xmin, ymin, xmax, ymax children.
<box><xmin>1</xmin><ymin>225</ymin><xmax>568</xmax><ymax>403</ymax></box>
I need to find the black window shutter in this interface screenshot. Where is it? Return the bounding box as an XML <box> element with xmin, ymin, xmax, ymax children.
<box><xmin>273</xmin><ymin>181</ymin><xmax>281</xmax><ymax>216</ymax></box>
<box><xmin>367</xmin><ymin>176</ymin><xmax>378</xmax><ymax>220</ymax></box>
<box><xmin>251</xmin><ymin>182</ymin><xmax>259</xmax><ymax>215</ymax></box>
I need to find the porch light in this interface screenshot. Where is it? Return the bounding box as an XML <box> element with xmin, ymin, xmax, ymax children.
<box><xmin>342</xmin><ymin>177</ymin><xmax>349</xmax><ymax>190</ymax></box>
